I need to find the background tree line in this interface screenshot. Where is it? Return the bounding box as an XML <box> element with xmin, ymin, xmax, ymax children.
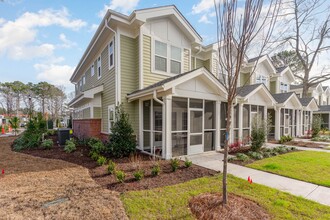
<box><xmin>0</xmin><ymin>81</ymin><xmax>68</xmax><ymax>124</ymax></box>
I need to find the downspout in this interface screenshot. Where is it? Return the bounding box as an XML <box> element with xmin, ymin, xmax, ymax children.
<box><xmin>153</xmin><ymin>90</ymin><xmax>164</xmax><ymax>159</ymax></box>
<box><xmin>104</xmin><ymin>17</ymin><xmax>119</xmax><ymax>105</ymax></box>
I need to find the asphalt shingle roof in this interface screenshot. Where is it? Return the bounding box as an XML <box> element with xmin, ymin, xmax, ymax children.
<box><xmin>323</xmin><ymin>86</ymin><xmax>329</xmax><ymax>91</ymax></box>
<box><xmin>317</xmin><ymin>105</ymin><xmax>330</xmax><ymax>112</ymax></box>
<box><xmin>290</xmin><ymin>84</ymin><xmax>303</xmax><ymax>90</ymax></box>
<box><xmin>272</xmin><ymin>92</ymin><xmax>295</xmax><ymax>103</ymax></box>
<box><xmin>275</xmin><ymin>66</ymin><xmax>287</xmax><ymax>73</ymax></box>
<box><xmin>248</xmin><ymin>55</ymin><xmax>264</xmax><ymax>63</ymax></box>
<box><xmin>127</xmin><ymin>67</ymin><xmax>203</xmax><ymax>96</ymax></box>
<box><xmin>236</xmin><ymin>84</ymin><xmax>262</xmax><ymax>97</ymax></box>
<box><xmin>299</xmin><ymin>97</ymin><xmax>313</xmax><ymax>107</ymax></box>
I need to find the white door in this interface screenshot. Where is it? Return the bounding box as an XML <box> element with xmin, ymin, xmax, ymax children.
<box><xmin>189</xmin><ymin>109</ymin><xmax>203</xmax><ymax>154</ymax></box>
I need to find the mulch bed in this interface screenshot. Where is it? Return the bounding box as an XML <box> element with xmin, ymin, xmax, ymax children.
<box><xmin>189</xmin><ymin>193</ymin><xmax>270</xmax><ymax>220</ymax></box>
<box><xmin>20</xmin><ymin>136</ymin><xmax>218</xmax><ymax>193</ymax></box>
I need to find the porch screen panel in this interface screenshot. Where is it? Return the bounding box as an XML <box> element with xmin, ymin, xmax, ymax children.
<box><xmin>143</xmin><ymin>100</ymin><xmax>151</xmax><ymax>152</ymax></box>
<box><xmin>204</xmin><ymin>100</ymin><xmax>215</xmax><ymax>129</ymax></box>
<box><xmin>153</xmin><ymin>100</ymin><xmax>163</xmax><ymax>155</ymax></box>
<box><xmin>172</xmin><ymin>97</ymin><xmax>188</xmax><ymax>156</ymax></box>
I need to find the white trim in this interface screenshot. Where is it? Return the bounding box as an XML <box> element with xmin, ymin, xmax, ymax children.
<box><xmin>91</xmin><ymin>63</ymin><xmax>95</xmax><ymax>76</ymax></box>
<box><xmin>139</xmin><ymin>30</ymin><xmax>144</xmax><ymax>89</ymax></box>
<box><xmin>116</xmin><ymin>31</ymin><xmax>121</xmax><ymax>105</ymax></box>
<box><xmin>108</xmin><ymin>37</ymin><xmax>115</xmax><ymax>70</ymax></box>
<box><xmin>97</xmin><ymin>55</ymin><xmax>102</xmax><ymax>80</ymax></box>
<box><xmin>108</xmin><ymin>104</ymin><xmax>115</xmax><ymax>133</ymax></box>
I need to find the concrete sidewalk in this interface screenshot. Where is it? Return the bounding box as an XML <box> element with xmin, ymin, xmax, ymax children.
<box><xmin>266</xmin><ymin>142</ymin><xmax>330</xmax><ymax>153</ymax></box>
<box><xmin>186</xmin><ymin>151</ymin><xmax>330</xmax><ymax>206</ymax></box>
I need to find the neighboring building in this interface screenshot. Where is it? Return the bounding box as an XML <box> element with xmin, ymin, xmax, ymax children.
<box><xmin>69</xmin><ymin>5</ymin><xmax>320</xmax><ymax>159</ymax></box>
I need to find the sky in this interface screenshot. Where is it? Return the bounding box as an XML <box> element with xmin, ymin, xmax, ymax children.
<box><xmin>0</xmin><ymin>0</ymin><xmax>329</xmax><ymax>94</ymax></box>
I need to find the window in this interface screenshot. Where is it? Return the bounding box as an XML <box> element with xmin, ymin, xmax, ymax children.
<box><xmin>82</xmin><ymin>75</ymin><xmax>86</xmax><ymax>85</ymax></box>
<box><xmin>256</xmin><ymin>75</ymin><xmax>267</xmax><ymax>85</ymax></box>
<box><xmin>97</xmin><ymin>56</ymin><xmax>101</xmax><ymax>79</ymax></box>
<box><xmin>108</xmin><ymin>40</ymin><xmax>114</xmax><ymax>69</ymax></box>
<box><xmin>280</xmin><ymin>82</ymin><xmax>288</xmax><ymax>93</ymax></box>
<box><xmin>79</xmin><ymin>80</ymin><xmax>83</xmax><ymax>91</ymax></box>
<box><xmin>91</xmin><ymin>64</ymin><xmax>95</xmax><ymax>76</ymax></box>
<box><xmin>108</xmin><ymin>105</ymin><xmax>115</xmax><ymax>133</ymax></box>
<box><xmin>154</xmin><ymin>40</ymin><xmax>182</xmax><ymax>74</ymax></box>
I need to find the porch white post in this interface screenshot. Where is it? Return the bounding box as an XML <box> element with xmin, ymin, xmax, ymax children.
<box><xmin>139</xmin><ymin>99</ymin><xmax>143</xmax><ymax>150</ymax></box>
<box><xmin>215</xmin><ymin>100</ymin><xmax>221</xmax><ymax>151</ymax></box>
<box><xmin>328</xmin><ymin>113</ymin><xmax>330</xmax><ymax>130</ymax></box>
<box><xmin>238</xmin><ymin>103</ymin><xmax>243</xmax><ymax>141</ymax></box>
<box><xmin>264</xmin><ymin>106</ymin><xmax>268</xmax><ymax>141</ymax></box>
<box><xmin>275</xmin><ymin>107</ymin><xmax>281</xmax><ymax>140</ymax></box>
<box><xmin>164</xmin><ymin>95</ymin><xmax>172</xmax><ymax>159</ymax></box>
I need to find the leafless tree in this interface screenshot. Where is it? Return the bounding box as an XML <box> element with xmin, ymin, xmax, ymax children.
<box><xmin>281</xmin><ymin>0</ymin><xmax>330</xmax><ymax>97</ymax></box>
<box><xmin>214</xmin><ymin>0</ymin><xmax>281</xmax><ymax>205</ymax></box>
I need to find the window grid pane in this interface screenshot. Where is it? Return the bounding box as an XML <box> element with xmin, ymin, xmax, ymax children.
<box><xmin>155</xmin><ymin>41</ymin><xmax>167</xmax><ymax>57</ymax></box>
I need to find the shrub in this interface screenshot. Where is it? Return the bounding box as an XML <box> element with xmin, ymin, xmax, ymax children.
<box><xmin>312</xmin><ymin>115</ymin><xmax>323</xmax><ymax>138</ymax></box>
<box><xmin>170</xmin><ymin>158</ymin><xmax>180</xmax><ymax>172</ymax></box>
<box><xmin>107</xmin><ymin>160</ymin><xmax>116</xmax><ymax>174</ymax></box>
<box><xmin>247</xmin><ymin>151</ymin><xmax>264</xmax><ymax>160</ymax></box>
<box><xmin>46</xmin><ymin>129</ymin><xmax>57</xmax><ymax>136</ymax></box>
<box><xmin>184</xmin><ymin>157</ymin><xmax>192</xmax><ymax>168</ymax></box>
<box><xmin>97</xmin><ymin>156</ymin><xmax>107</xmax><ymax>166</ymax></box>
<box><xmin>229</xmin><ymin>141</ymin><xmax>242</xmax><ymax>152</ymax></box>
<box><xmin>91</xmin><ymin>152</ymin><xmax>99</xmax><ymax>161</ymax></box>
<box><xmin>279</xmin><ymin>135</ymin><xmax>293</xmax><ymax>144</ymax></box>
<box><xmin>41</xmin><ymin>139</ymin><xmax>53</xmax><ymax>149</ymax></box>
<box><xmin>235</xmin><ymin>153</ymin><xmax>250</xmax><ymax>162</ymax></box>
<box><xmin>88</xmin><ymin>137</ymin><xmax>102</xmax><ymax>148</ymax></box>
<box><xmin>133</xmin><ymin>170</ymin><xmax>144</xmax><ymax>181</ymax></box>
<box><xmin>274</xmin><ymin>146</ymin><xmax>289</xmax><ymax>154</ymax></box>
<box><xmin>151</xmin><ymin>163</ymin><xmax>161</xmax><ymax>176</ymax></box>
<box><xmin>9</xmin><ymin>116</ymin><xmax>20</xmax><ymax>136</ymax></box>
<box><xmin>64</xmin><ymin>139</ymin><xmax>76</xmax><ymax>153</ymax></box>
<box><xmin>107</xmin><ymin>105</ymin><xmax>136</xmax><ymax>158</ymax></box>
<box><xmin>90</xmin><ymin>141</ymin><xmax>106</xmax><ymax>155</ymax></box>
<box><xmin>116</xmin><ymin>170</ymin><xmax>126</xmax><ymax>183</ymax></box>
<box><xmin>250</xmin><ymin>115</ymin><xmax>267</xmax><ymax>151</ymax></box>
<box><xmin>262</xmin><ymin>151</ymin><xmax>272</xmax><ymax>158</ymax></box>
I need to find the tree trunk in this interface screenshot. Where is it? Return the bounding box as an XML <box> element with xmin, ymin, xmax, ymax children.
<box><xmin>302</xmin><ymin>69</ymin><xmax>310</xmax><ymax>98</ymax></box>
<box><xmin>222</xmin><ymin>98</ymin><xmax>233</xmax><ymax>205</ymax></box>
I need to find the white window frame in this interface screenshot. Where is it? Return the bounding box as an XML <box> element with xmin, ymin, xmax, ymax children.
<box><xmin>280</xmin><ymin>82</ymin><xmax>288</xmax><ymax>93</ymax></box>
<box><xmin>97</xmin><ymin>56</ymin><xmax>102</xmax><ymax>79</ymax></box>
<box><xmin>82</xmin><ymin>75</ymin><xmax>86</xmax><ymax>85</ymax></box>
<box><xmin>256</xmin><ymin>74</ymin><xmax>267</xmax><ymax>85</ymax></box>
<box><xmin>152</xmin><ymin>39</ymin><xmax>183</xmax><ymax>76</ymax></box>
<box><xmin>108</xmin><ymin>38</ymin><xmax>115</xmax><ymax>70</ymax></box>
<box><xmin>108</xmin><ymin>104</ymin><xmax>115</xmax><ymax>133</ymax></box>
<box><xmin>91</xmin><ymin>64</ymin><xmax>95</xmax><ymax>76</ymax></box>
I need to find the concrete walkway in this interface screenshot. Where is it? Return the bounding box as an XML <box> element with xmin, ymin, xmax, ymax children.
<box><xmin>186</xmin><ymin>151</ymin><xmax>330</xmax><ymax>206</ymax></box>
<box><xmin>265</xmin><ymin>142</ymin><xmax>330</xmax><ymax>153</ymax></box>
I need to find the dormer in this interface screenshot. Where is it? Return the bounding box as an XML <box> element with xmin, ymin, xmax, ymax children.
<box><xmin>241</xmin><ymin>55</ymin><xmax>277</xmax><ymax>89</ymax></box>
<box><xmin>269</xmin><ymin>66</ymin><xmax>295</xmax><ymax>94</ymax></box>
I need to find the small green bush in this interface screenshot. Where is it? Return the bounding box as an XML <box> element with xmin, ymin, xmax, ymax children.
<box><xmin>64</xmin><ymin>139</ymin><xmax>76</xmax><ymax>153</ymax></box>
<box><xmin>184</xmin><ymin>157</ymin><xmax>192</xmax><ymax>168</ymax></box>
<box><xmin>151</xmin><ymin>163</ymin><xmax>161</xmax><ymax>176</ymax></box>
<box><xmin>170</xmin><ymin>158</ymin><xmax>180</xmax><ymax>172</ymax></box>
<box><xmin>41</xmin><ymin>139</ymin><xmax>53</xmax><ymax>149</ymax></box>
<box><xmin>97</xmin><ymin>156</ymin><xmax>107</xmax><ymax>166</ymax></box>
<box><xmin>90</xmin><ymin>141</ymin><xmax>106</xmax><ymax>155</ymax></box>
<box><xmin>236</xmin><ymin>153</ymin><xmax>250</xmax><ymax>162</ymax></box>
<box><xmin>279</xmin><ymin>135</ymin><xmax>293</xmax><ymax>144</ymax></box>
<box><xmin>91</xmin><ymin>152</ymin><xmax>99</xmax><ymax>161</ymax></box>
<box><xmin>116</xmin><ymin>170</ymin><xmax>126</xmax><ymax>183</ymax></box>
<box><xmin>107</xmin><ymin>160</ymin><xmax>116</xmax><ymax>174</ymax></box>
<box><xmin>133</xmin><ymin>170</ymin><xmax>144</xmax><ymax>181</ymax></box>
<box><xmin>274</xmin><ymin>146</ymin><xmax>289</xmax><ymax>154</ymax></box>
<box><xmin>312</xmin><ymin>115</ymin><xmax>323</xmax><ymax>138</ymax></box>
<box><xmin>248</xmin><ymin>151</ymin><xmax>264</xmax><ymax>160</ymax></box>
<box><xmin>262</xmin><ymin>151</ymin><xmax>272</xmax><ymax>158</ymax></box>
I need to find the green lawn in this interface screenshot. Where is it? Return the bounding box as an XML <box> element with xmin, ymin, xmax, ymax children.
<box><xmin>121</xmin><ymin>175</ymin><xmax>330</xmax><ymax>220</ymax></box>
<box><xmin>247</xmin><ymin>151</ymin><xmax>330</xmax><ymax>187</ymax></box>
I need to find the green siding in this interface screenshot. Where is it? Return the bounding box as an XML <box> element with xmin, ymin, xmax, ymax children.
<box><xmin>120</xmin><ymin>35</ymin><xmax>139</xmax><ymax>134</ymax></box>
<box><xmin>240</xmin><ymin>73</ymin><xmax>250</xmax><ymax>86</ymax></box>
<box><xmin>143</xmin><ymin>35</ymin><xmax>168</xmax><ymax>87</ymax></box>
<box><xmin>93</xmin><ymin>107</ymin><xmax>101</xmax><ymax>118</ymax></box>
<box><xmin>203</xmin><ymin>59</ymin><xmax>211</xmax><ymax>71</ymax></box>
<box><xmin>83</xmin><ymin>107</ymin><xmax>91</xmax><ymax>119</ymax></box>
<box><xmin>270</xmin><ymin>81</ymin><xmax>276</xmax><ymax>94</ymax></box>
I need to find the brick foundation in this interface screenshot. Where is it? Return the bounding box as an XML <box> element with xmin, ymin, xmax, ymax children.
<box><xmin>73</xmin><ymin>119</ymin><xmax>102</xmax><ymax>140</ymax></box>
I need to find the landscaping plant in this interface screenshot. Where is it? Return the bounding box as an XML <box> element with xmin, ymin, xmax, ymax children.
<box><xmin>64</xmin><ymin>139</ymin><xmax>76</xmax><ymax>153</ymax></box>
<box><xmin>250</xmin><ymin>115</ymin><xmax>267</xmax><ymax>152</ymax></box>
<box><xmin>184</xmin><ymin>157</ymin><xmax>192</xmax><ymax>168</ymax></box>
<box><xmin>116</xmin><ymin>170</ymin><xmax>126</xmax><ymax>183</ymax></box>
<box><xmin>91</xmin><ymin>152</ymin><xmax>100</xmax><ymax>161</ymax></box>
<box><xmin>9</xmin><ymin>116</ymin><xmax>19</xmax><ymax>136</ymax></box>
<box><xmin>97</xmin><ymin>156</ymin><xmax>107</xmax><ymax>166</ymax></box>
<box><xmin>107</xmin><ymin>160</ymin><xmax>116</xmax><ymax>174</ymax></box>
<box><xmin>41</xmin><ymin>139</ymin><xmax>53</xmax><ymax>149</ymax></box>
<box><xmin>312</xmin><ymin>115</ymin><xmax>323</xmax><ymax>138</ymax></box>
<box><xmin>170</xmin><ymin>158</ymin><xmax>180</xmax><ymax>172</ymax></box>
<box><xmin>278</xmin><ymin>135</ymin><xmax>293</xmax><ymax>144</ymax></box>
<box><xmin>151</xmin><ymin>163</ymin><xmax>161</xmax><ymax>176</ymax></box>
<box><xmin>133</xmin><ymin>170</ymin><xmax>144</xmax><ymax>181</ymax></box>
<box><xmin>107</xmin><ymin>105</ymin><xmax>136</xmax><ymax>158</ymax></box>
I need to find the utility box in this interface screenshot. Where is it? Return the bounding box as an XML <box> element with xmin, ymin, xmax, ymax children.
<box><xmin>58</xmin><ymin>128</ymin><xmax>71</xmax><ymax>145</ymax></box>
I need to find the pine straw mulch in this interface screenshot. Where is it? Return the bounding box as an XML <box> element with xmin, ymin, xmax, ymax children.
<box><xmin>189</xmin><ymin>193</ymin><xmax>271</xmax><ymax>220</ymax></box>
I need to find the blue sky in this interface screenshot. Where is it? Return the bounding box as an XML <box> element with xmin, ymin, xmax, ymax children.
<box><xmin>0</xmin><ymin>0</ymin><xmax>221</xmax><ymax>93</ymax></box>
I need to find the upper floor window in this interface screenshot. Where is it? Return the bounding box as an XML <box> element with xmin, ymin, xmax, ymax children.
<box><xmin>108</xmin><ymin>40</ymin><xmax>114</xmax><ymax>69</ymax></box>
<box><xmin>91</xmin><ymin>64</ymin><xmax>95</xmax><ymax>76</ymax></box>
<box><xmin>82</xmin><ymin>75</ymin><xmax>86</xmax><ymax>85</ymax></box>
<box><xmin>256</xmin><ymin>75</ymin><xmax>267</xmax><ymax>85</ymax></box>
<box><xmin>155</xmin><ymin>40</ymin><xmax>181</xmax><ymax>74</ymax></box>
<box><xmin>79</xmin><ymin>79</ymin><xmax>83</xmax><ymax>91</ymax></box>
<box><xmin>280</xmin><ymin>82</ymin><xmax>288</xmax><ymax>93</ymax></box>
<box><xmin>97</xmin><ymin>56</ymin><xmax>101</xmax><ymax>79</ymax></box>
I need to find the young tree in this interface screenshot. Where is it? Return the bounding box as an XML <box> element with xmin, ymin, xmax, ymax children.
<box><xmin>9</xmin><ymin>116</ymin><xmax>20</xmax><ymax>136</ymax></box>
<box><xmin>279</xmin><ymin>0</ymin><xmax>330</xmax><ymax>97</ymax></box>
<box><xmin>214</xmin><ymin>0</ymin><xmax>280</xmax><ymax>204</ymax></box>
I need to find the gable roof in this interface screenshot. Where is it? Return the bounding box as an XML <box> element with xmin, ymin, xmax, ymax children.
<box><xmin>272</xmin><ymin>92</ymin><xmax>295</xmax><ymax>103</ymax></box>
<box><xmin>275</xmin><ymin>66</ymin><xmax>287</xmax><ymax>73</ymax></box>
<box><xmin>317</xmin><ymin>105</ymin><xmax>330</xmax><ymax>112</ymax></box>
<box><xmin>290</xmin><ymin>84</ymin><xmax>303</xmax><ymax>90</ymax></box>
<box><xmin>248</xmin><ymin>55</ymin><xmax>264</xmax><ymax>63</ymax></box>
<box><xmin>236</xmin><ymin>84</ymin><xmax>263</xmax><ymax>97</ymax></box>
<box><xmin>299</xmin><ymin>97</ymin><xmax>314</xmax><ymax>107</ymax></box>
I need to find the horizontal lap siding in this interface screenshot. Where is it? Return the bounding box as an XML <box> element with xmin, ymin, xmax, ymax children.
<box><xmin>120</xmin><ymin>35</ymin><xmax>139</xmax><ymax>135</ymax></box>
<box><xmin>183</xmin><ymin>49</ymin><xmax>190</xmax><ymax>72</ymax></box>
<box><xmin>196</xmin><ymin>58</ymin><xmax>204</xmax><ymax>69</ymax></box>
<box><xmin>93</xmin><ymin>107</ymin><xmax>101</xmax><ymax>118</ymax></box>
<box><xmin>83</xmin><ymin>108</ymin><xmax>90</xmax><ymax>119</ymax></box>
<box><xmin>143</xmin><ymin>35</ymin><xmax>168</xmax><ymax>87</ymax></box>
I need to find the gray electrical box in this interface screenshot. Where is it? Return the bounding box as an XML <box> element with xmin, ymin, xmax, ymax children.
<box><xmin>58</xmin><ymin>128</ymin><xmax>71</xmax><ymax>145</ymax></box>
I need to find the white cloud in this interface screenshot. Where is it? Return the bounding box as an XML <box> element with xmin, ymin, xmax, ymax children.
<box><xmin>198</xmin><ymin>14</ymin><xmax>212</xmax><ymax>24</ymax></box>
<box><xmin>58</xmin><ymin>33</ymin><xmax>76</xmax><ymax>48</ymax></box>
<box><xmin>89</xmin><ymin>24</ymin><xmax>99</xmax><ymax>32</ymax></box>
<box><xmin>192</xmin><ymin>0</ymin><xmax>219</xmax><ymax>14</ymax></box>
<box><xmin>98</xmin><ymin>0</ymin><xmax>140</xmax><ymax>17</ymax></box>
<box><xmin>0</xmin><ymin>8</ymin><xmax>86</xmax><ymax>60</ymax></box>
<box><xmin>34</xmin><ymin>63</ymin><xmax>75</xmax><ymax>86</ymax></box>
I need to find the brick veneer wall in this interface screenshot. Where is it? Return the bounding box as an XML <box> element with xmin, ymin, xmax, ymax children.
<box><xmin>73</xmin><ymin>119</ymin><xmax>103</xmax><ymax>140</ymax></box>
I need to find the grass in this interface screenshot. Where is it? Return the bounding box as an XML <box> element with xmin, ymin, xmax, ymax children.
<box><xmin>121</xmin><ymin>174</ymin><xmax>330</xmax><ymax>220</ymax></box>
<box><xmin>247</xmin><ymin>151</ymin><xmax>330</xmax><ymax>187</ymax></box>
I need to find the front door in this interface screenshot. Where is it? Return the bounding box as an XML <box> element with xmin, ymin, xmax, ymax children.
<box><xmin>189</xmin><ymin>109</ymin><xmax>203</xmax><ymax>154</ymax></box>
